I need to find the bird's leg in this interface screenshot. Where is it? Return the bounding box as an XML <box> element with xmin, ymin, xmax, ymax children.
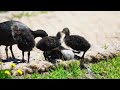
<box><xmin>81</xmin><ymin>51</ymin><xmax>86</xmax><ymax>59</ymax></box>
<box><xmin>61</xmin><ymin>54</ymin><xmax>65</xmax><ymax>61</ymax></box>
<box><xmin>22</xmin><ymin>51</ymin><xmax>25</xmax><ymax>63</ymax></box>
<box><xmin>47</xmin><ymin>50</ymin><xmax>57</xmax><ymax>64</ymax></box>
<box><xmin>43</xmin><ymin>52</ymin><xmax>46</xmax><ymax>60</ymax></box>
<box><xmin>74</xmin><ymin>55</ymin><xmax>81</xmax><ymax>60</ymax></box>
<box><xmin>10</xmin><ymin>45</ymin><xmax>15</xmax><ymax>59</ymax></box>
<box><xmin>43</xmin><ymin>51</ymin><xmax>48</xmax><ymax>60</ymax></box>
<box><xmin>73</xmin><ymin>50</ymin><xmax>82</xmax><ymax>59</ymax></box>
<box><xmin>28</xmin><ymin>51</ymin><xmax>30</xmax><ymax>63</ymax></box>
<box><xmin>80</xmin><ymin>58</ymin><xmax>85</xmax><ymax>69</ymax></box>
<box><xmin>80</xmin><ymin>51</ymin><xmax>87</xmax><ymax>69</ymax></box>
<box><xmin>5</xmin><ymin>46</ymin><xmax>8</xmax><ymax>60</ymax></box>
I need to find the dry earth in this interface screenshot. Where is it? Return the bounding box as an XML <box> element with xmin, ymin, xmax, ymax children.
<box><xmin>0</xmin><ymin>11</ymin><xmax>120</xmax><ymax>75</ymax></box>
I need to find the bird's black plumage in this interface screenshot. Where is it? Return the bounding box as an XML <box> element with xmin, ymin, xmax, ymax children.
<box><xmin>0</xmin><ymin>20</ymin><xmax>48</xmax><ymax>62</ymax></box>
<box><xmin>45</xmin><ymin>46</ymin><xmax>63</xmax><ymax>63</ymax></box>
<box><xmin>31</xmin><ymin>29</ymin><xmax>48</xmax><ymax>39</ymax></box>
<box><xmin>11</xmin><ymin>24</ymin><xmax>35</xmax><ymax>63</ymax></box>
<box><xmin>46</xmin><ymin>46</ymin><xmax>81</xmax><ymax>63</ymax></box>
<box><xmin>36</xmin><ymin>32</ymin><xmax>61</xmax><ymax>60</ymax></box>
<box><xmin>62</xmin><ymin>28</ymin><xmax>91</xmax><ymax>69</ymax></box>
<box><xmin>0</xmin><ymin>20</ymin><xmax>20</xmax><ymax>60</ymax></box>
<box><xmin>64</xmin><ymin>35</ymin><xmax>90</xmax><ymax>52</ymax></box>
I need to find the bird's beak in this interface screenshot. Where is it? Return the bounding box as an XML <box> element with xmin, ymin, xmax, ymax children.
<box><xmin>62</xmin><ymin>30</ymin><xmax>67</xmax><ymax>34</ymax></box>
<box><xmin>62</xmin><ymin>30</ymin><xmax>64</xmax><ymax>33</ymax></box>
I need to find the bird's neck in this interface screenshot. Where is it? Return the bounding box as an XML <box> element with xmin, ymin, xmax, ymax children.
<box><xmin>61</xmin><ymin>39</ymin><xmax>73</xmax><ymax>51</ymax></box>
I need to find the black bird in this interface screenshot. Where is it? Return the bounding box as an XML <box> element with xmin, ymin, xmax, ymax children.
<box><xmin>0</xmin><ymin>20</ymin><xmax>17</xmax><ymax>60</ymax></box>
<box><xmin>46</xmin><ymin>46</ymin><xmax>80</xmax><ymax>63</ymax></box>
<box><xmin>45</xmin><ymin>46</ymin><xmax>64</xmax><ymax>63</ymax></box>
<box><xmin>11</xmin><ymin>24</ymin><xmax>35</xmax><ymax>63</ymax></box>
<box><xmin>31</xmin><ymin>29</ymin><xmax>48</xmax><ymax>39</ymax></box>
<box><xmin>36</xmin><ymin>32</ymin><xmax>61</xmax><ymax>60</ymax></box>
<box><xmin>0</xmin><ymin>20</ymin><xmax>48</xmax><ymax>62</ymax></box>
<box><xmin>61</xmin><ymin>28</ymin><xmax>91</xmax><ymax>69</ymax></box>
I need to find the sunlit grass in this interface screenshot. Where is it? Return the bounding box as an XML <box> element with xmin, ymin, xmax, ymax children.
<box><xmin>0</xmin><ymin>54</ymin><xmax>120</xmax><ymax>79</ymax></box>
<box><xmin>31</xmin><ymin>61</ymin><xmax>86</xmax><ymax>79</ymax></box>
<box><xmin>90</xmin><ymin>55</ymin><xmax>120</xmax><ymax>79</ymax></box>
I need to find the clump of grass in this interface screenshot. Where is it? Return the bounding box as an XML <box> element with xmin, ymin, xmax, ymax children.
<box><xmin>30</xmin><ymin>61</ymin><xmax>86</xmax><ymax>79</ymax></box>
<box><xmin>12</xmin><ymin>11</ymin><xmax>49</xmax><ymax>19</ymax></box>
<box><xmin>0</xmin><ymin>62</ymin><xmax>24</xmax><ymax>79</ymax></box>
<box><xmin>90</xmin><ymin>55</ymin><xmax>120</xmax><ymax>79</ymax></box>
<box><xmin>0</xmin><ymin>69</ymin><xmax>12</xmax><ymax>79</ymax></box>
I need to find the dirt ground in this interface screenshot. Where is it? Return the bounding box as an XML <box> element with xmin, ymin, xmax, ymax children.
<box><xmin>0</xmin><ymin>11</ymin><xmax>120</xmax><ymax>75</ymax></box>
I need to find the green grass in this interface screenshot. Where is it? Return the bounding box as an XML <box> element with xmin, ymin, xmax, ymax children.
<box><xmin>0</xmin><ymin>11</ymin><xmax>49</xmax><ymax>20</ymax></box>
<box><xmin>0</xmin><ymin>11</ymin><xmax>8</xmax><ymax>13</ymax></box>
<box><xmin>30</xmin><ymin>61</ymin><xmax>86</xmax><ymax>79</ymax></box>
<box><xmin>90</xmin><ymin>56</ymin><xmax>120</xmax><ymax>79</ymax></box>
<box><xmin>1</xmin><ymin>54</ymin><xmax>120</xmax><ymax>79</ymax></box>
<box><xmin>12</xmin><ymin>11</ymin><xmax>49</xmax><ymax>19</ymax></box>
<box><xmin>27</xmin><ymin>54</ymin><xmax>120</xmax><ymax>79</ymax></box>
<box><xmin>0</xmin><ymin>69</ymin><xmax>12</xmax><ymax>79</ymax></box>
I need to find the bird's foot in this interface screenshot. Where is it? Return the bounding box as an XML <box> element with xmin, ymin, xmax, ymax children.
<box><xmin>74</xmin><ymin>55</ymin><xmax>81</xmax><ymax>60</ymax></box>
<box><xmin>22</xmin><ymin>59</ymin><xmax>26</xmax><ymax>63</ymax></box>
<box><xmin>12</xmin><ymin>58</ymin><xmax>19</xmax><ymax>63</ymax></box>
<box><xmin>47</xmin><ymin>57</ymin><xmax>56</xmax><ymax>64</ymax></box>
<box><xmin>27</xmin><ymin>61</ymin><xmax>30</xmax><ymax>63</ymax></box>
<box><xmin>7</xmin><ymin>57</ymin><xmax>13</xmax><ymax>62</ymax></box>
<box><xmin>80</xmin><ymin>63</ymin><xmax>88</xmax><ymax>70</ymax></box>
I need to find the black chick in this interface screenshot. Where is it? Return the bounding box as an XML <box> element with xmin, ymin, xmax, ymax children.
<box><xmin>61</xmin><ymin>28</ymin><xmax>91</xmax><ymax>69</ymax></box>
<box><xmin>46</xmin><ymin>46</ymin><xmax>77</xmax><ymax>63</ymax></box>
<box><xmin>36</xmin><ymin>32</ymin><xmax>61</xmax><ymax>60</ymax></box>
<box><xmin>11</xmin><ymin>24</ymin><xmax>34</xmax><ymax>63</ymax></box>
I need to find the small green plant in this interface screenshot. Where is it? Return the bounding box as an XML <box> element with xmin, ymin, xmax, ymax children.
<box><xmin>0</xmin><ymin>69</ymin><xmax>12</xmax><ymax>79</ymax></box>
<box><xmin>0</xmin><ymin>63</ymin><xmax>24</xmax><ymax>79</ymax></box>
